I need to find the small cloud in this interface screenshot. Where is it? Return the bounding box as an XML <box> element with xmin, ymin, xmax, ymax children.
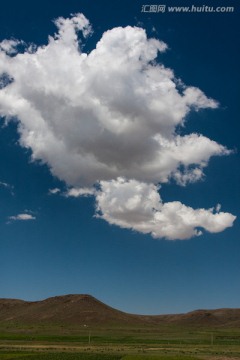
<box><xmin>48</xmin><ymin>187</ymin><xmax>95</xmax><ymax>197</ymax></box>
<box><xmin>0</xmin><ymin>181</ymin><xmax>14</xmax><ymax>195</ymax></box>
<box><xmin>151</xmin><ymin>26</ymin><xmax>158</xmax><ymax>33</ymax></box>
<box><xmin>65</xmin><ymin>187</ymin><xmax>95</xmax><ymax>198</ymax></box>
<box><xmin>48</xmin><ymin>188</ymin><xmax>61</xmax><ymax>195</ymax></box>
<box><xmin>8</xmin><ymin>213</ymin><xmax>36</xmax><ymax>222</ymax></box>
<box><xmin>0</xmin><ymin>181</ymin><xmax>10</xmax><ymax>188</ymax></box>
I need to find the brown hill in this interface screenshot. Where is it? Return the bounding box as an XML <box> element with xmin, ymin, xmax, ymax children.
<box><xmin>155</xmin><ymin>308</ymin><xmax>240</xmax><ymax>327</ymax></box>
<box><xmin>0</xmin><ymin>294</ymin><xmax>143</xmax><ymax>326</ymax></box>
<box><xmin>0</xmin><ymin>294</ymin><xmax>239</xmax><ymax>328</ymax></box>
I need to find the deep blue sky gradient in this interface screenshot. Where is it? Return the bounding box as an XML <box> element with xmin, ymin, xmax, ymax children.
<box><xmin>0</xmin><ymin>0</ymin><xmax>239</xmax><ymax>314</ymax></box>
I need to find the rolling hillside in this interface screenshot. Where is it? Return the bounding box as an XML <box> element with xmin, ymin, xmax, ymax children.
<box><xmin>0</xmin><ymin>294</ymin><xmax>239</xmax><ymax>328</ymax></box>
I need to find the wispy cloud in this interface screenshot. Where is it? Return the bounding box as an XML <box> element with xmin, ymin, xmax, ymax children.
<box><xmin>48</xmin><ymin>188</ymin><xmax>61</xmax><ymax>195</ymax></box>
<box><xmin>48</xmin><ymin>187</ymin><xmax>95</xmax><ymax>197</ymax></box>
<box><xmin>0</xmin><ymin>181</ymin><xmax>14</xmax><ymax>195</ymax></box>
<box><xmin>65</xmin><ymin>187</ymin><xmax>95</xmax><ymax>198</ymax></box>
<box><xmin>0</xmin><ymin>14</ymin><xmax>236</xmax><ymax>240</ymax></box>
<box><xmin>8</xmin><ymin>213</ymin><xmax>36</xmax><ymax>222</ymax></box>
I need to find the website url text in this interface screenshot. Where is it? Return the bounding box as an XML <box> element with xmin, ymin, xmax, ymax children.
<box><xmin>141</xmin><ymin>5</ymin><xmax>235</xmax><ymax>13</ymax></box>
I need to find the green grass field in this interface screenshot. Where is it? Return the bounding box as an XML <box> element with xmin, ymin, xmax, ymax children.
<box><xmin>0</xmin><ymin>353</ymin><xmax>205</xmax><ymax>360</ymax></box>
<box><xmin>1</xmin><ymin>323</ymin><xmax>240</xmax><ymax>360</ymax></box>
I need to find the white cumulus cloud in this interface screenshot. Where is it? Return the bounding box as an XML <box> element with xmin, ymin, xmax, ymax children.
<box><xmin>96</xmin><ymin>178</ymin><xmax>235</xmax><ymax>240</ymax></box>
<box><xmin>0</xmin><ymin>13</ymin><xmax>236</xmax><ymax>240</ymax></box>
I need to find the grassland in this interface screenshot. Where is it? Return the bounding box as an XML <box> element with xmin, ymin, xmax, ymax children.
<box><xmin>0</xmin><ymin>323</ymin><xmax>240</xmax><ymax>360</ymax></box>
<box><xmin>1</xmin><ymin>296</ymin><xmax>239</xmax><ymax>359</ymax></box>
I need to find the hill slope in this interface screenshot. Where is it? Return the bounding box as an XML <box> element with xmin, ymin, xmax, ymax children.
<box><xmin>0</xmin><ymin>294</ymin><xmax>142</xmax><ymax>325</ymax></box>
<box><xmin>0</xmin><ymin>294</ymin><xmax>240</xmax><ymax>328</ymax></box>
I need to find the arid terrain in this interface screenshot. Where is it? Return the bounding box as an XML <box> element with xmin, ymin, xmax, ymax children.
<box><xmin>0</xmin><ymin>294</ymin><xmax>240</xmax><ymax>327</ymax></box>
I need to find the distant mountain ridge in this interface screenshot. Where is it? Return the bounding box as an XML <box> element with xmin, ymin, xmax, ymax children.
<box><xmin>0</xmin><ymin>294</ymin><xmax>239</xmax><ymax>328</ymax></box>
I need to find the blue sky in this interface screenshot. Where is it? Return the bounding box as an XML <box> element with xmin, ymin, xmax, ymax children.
<box><xmin>0</xmin><ymin>0</ymin><xmax>239</xmax><ymax>315</ymax></box>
